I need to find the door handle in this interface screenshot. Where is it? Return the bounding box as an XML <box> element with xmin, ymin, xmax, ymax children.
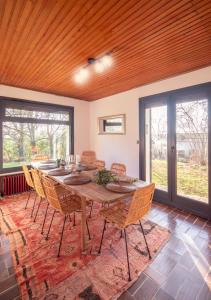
<box><xmin>171</xmin><ymin>146</ymin><xmax>175</xmax><ymax>152</ymax></box>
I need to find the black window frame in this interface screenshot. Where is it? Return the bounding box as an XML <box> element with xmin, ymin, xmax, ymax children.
<box><xmin>0</xmin><ymin>97</ymin><xmax>74</xmax><ymax>174</ymax></box>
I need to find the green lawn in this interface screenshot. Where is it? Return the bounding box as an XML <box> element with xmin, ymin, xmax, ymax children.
<box><xmin>3</xmin><ymin>161</ymin><xmax>26</xmax><ymax>168</ymax></box>
<box><xmin>152</xmin><ymin>159</ymin><xmax>208</xmax><ymax>203</ymax></box>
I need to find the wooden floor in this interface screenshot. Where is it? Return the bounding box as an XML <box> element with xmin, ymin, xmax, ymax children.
<box><xmin>0</xmin><ymin>201</ymin><xmax>210</xmax><ymax>300</ymax></box>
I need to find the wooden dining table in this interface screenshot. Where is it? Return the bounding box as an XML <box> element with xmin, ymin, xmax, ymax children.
<box><xmin>32</xmin><ymin>162</ymin><xmax>149</xmax><ymax>253</ymax></box>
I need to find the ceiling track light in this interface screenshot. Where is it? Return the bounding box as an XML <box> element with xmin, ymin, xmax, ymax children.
<box><xmin>74</xmin><ymin>53</ymin><xmax>113</xmax><ymax>84</ymax></box>
<box><xmin>87</xmin><ymin>57</ymin><xmax>96</xmax><ymax>65</ymax></box>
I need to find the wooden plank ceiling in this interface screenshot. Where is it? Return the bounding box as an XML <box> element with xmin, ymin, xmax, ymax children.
<box><xmin>0</xmin><ymin>0</ymin><xmax>211</xmax><ymax>101</ymax></box>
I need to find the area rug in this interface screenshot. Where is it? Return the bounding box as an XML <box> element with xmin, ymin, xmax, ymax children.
<box><xmin>0</xmin><ymin>192</ymin><xmax>170</xmax><ymax>300</ymax></box>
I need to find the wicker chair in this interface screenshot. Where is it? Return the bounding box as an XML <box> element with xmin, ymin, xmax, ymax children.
<box><xmin>110</xmin><ymin>163</ymin><xmax>126</xmax><ymax>176</ymax></box>
<box><xmin>94</xmin><ymin>160</ymin><xmax>105</xmax><ymax>170</ymax></box>
<box><xmin>98</xmin><ymin>183</ymin><xmax>155</xmax><ymax>281</ymax></box>
<box><xmin>81</xmin><ymin>151</ymin><xmax>96</xmax><ymax>165</ymax></box>
<box><xmin>31</xmin><ymin>169</ymin><xmax>49</xmax><ymax>233</ymax></box>
<box><xmin>31</xmin><ymin>155</ymin><xmax>49</xmax><ymax>161</ymax></box>
<box><xmin>42</xmin><ymin>175</ymin><xmax>91</xmax><ymax>257</ymax></box>
<box><xmin>22</xmin><ymin>165</ymin><xmax>36</xmax><ymax>214</ymax></box>
<box><xmin>87</xmin><ymin>160</ymin><xmax>105</xmax><ymax>218</ymax></box>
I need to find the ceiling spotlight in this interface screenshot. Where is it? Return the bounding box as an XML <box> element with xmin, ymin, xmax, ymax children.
<box><xmin>101</xmin><ymin>54</ymin><xmax>112</xmax><ymax>68</ymax></box>
<box><xmin>94</xmin><ymin>60</ymin><xmax>105</xmax><ymax>73</ymax></box>
<box><xmin>74</xmin><ymin>68</ymin><xmax>89</xmax><ymax>84</ymax></box>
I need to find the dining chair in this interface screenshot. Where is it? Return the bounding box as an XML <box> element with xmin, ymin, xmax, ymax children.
<box><xmin>31</xmin><ymin>155</ymin><xmax>49</xmax><ymax>161</ymax></box>
<box><xmin>98</xmin><ymin>183</ymin><xmax>155</xmax><ymax>281</ymax></box>
<box><xmin>22</xmin><ymin>165</ymin><xmax>36</xmax><ymax>214</ymax></box>
<box><xmin>94</xmin><ymin>160</ymin><xmax>105</xmax><ymax>170</ymax></box>
<box><xmin>30</xmin><ymin>169</ymin><xmax>49</xmax><ymax>234</ymax></box>
<box><xmin>88</xmin><ymin>159</ymin><xmax>105</xmax><ymax>218</ymax></box>
<box><xmin>42</xmin><ymin>175</ymin><xmax>91</xmax><ymax>257</ymax></box>
<box><xmin>81</xmin><ymin>150</ymin><xmax>96</xmax><ymax>165</ymax></box>
<box><xmin>110</xmin><ymin>163</ymin><xmax>126</xmax><ymax>176</ymax></box>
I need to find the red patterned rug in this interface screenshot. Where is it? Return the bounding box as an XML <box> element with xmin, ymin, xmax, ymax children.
<box><xmin>0</xmin><ymin>192</ymin><xmax>170</xmax><ymax>300</ymax></box>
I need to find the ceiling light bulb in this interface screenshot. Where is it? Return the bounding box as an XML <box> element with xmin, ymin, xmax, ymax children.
<box><xmin>74</xmin><ymin>72</ymin><xmax>81</xmax><ymax>84</ymax></box>
<box><xmin>101</xmin><ymin>54</ymin><xmax>112</xmax><ymax>68</ymax></box>
<box><xmin>80</xmin><ymin>68</ymin><xmax>89</xmax><ymax>80</ymax></box>
<box><xmin>74</xmin><ymin>68</ymin><xmax>89</xmax><ymax>84</ymax></box>
<box><xmin>94</xmin><ymin>60</ymin><xmax>105</xmax><ymax>73</ymax></box>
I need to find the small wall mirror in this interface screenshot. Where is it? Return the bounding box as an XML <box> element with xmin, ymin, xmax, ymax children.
<box><xmin>98</xmin><ymin>114</ymin><xmax>126</xmax><ymax>135</ymax></box>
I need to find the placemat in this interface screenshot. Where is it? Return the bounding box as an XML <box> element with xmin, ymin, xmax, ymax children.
<box><xmin>48</xmin><ymin>169</ymin><xmax>72</xmax><ymax>176</ymax></box>
<box><xmin>106</xmin><ymin>181</ymin><xmax>136</xmax><ymax>193</ymax></box>
<box><xmin>38</xmin><ymin>164</ymin><xmax>57</xmax><ymax>170</ymax></box>
<box><xmin>63</xmin><ymin>175</ymin><xmax>91</xmax><ymax>185</ymax></box>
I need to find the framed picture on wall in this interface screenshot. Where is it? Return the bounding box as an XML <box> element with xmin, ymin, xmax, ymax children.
<box><xmin>98</xmin><ymin>114</ymin><xmax>126</xmax><ymax>135</ymax></box>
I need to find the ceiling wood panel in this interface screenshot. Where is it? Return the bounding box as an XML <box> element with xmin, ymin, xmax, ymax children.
<box><xmin>0</xmin><ymin>0</ymin><xmax>211</xmax><ymax>101</ymax></box>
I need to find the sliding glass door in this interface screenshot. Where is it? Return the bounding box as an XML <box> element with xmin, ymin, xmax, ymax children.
<box><xmin>139</xmin><ymin>83</ymin><xmax>211</xmax><ymax>219</ymax></box>
<box><xmin>175</xmin><ymin>99</ymin><xmax>208</xmax><ymax>204</ymax></box>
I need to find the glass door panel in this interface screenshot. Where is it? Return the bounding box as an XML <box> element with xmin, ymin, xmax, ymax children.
<box><xmin>145</xmin><ymin>105</ymin><xmax>168</xmax><ymax>191</ymax></box>
<box><xmin>176</xmin><ymin>99</ymin><xmax>208</xmax><ymax>203</ymax></box>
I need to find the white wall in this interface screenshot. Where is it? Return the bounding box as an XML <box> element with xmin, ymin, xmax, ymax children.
<box><xmin>90</xmin><ymin>66</ymin><xmax>211</xmax><ymax>177</ymax></box>
<box><xmin>0</xmin><ymin>85</ymin><xmax>90</xmax><ymax>154</ymax></box>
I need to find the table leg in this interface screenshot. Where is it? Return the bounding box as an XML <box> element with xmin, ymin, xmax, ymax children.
<box><xmin>81</xmin><ymin>196</ymin><xmax>87</xmax><ymax>253</ymax></box>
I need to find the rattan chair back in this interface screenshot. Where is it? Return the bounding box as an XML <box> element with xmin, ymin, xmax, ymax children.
<box><xmin>111</xmin><ymin>163</ymin><xmax>126</xmax><ymax>176</ymax></box>
<box><xmin>81</xmin><ymin>151</ymin><xmax>96</xmax><ymax>165</ymax></box>
<box><xmin>42</xmin><ymin>176</ymin><xmax>62</xmax><ymax>211</ymax></box>
<box><xmin>31</xmin><ymin>155</ymin><xmax>49</xmax><ymax>161</ymax></box>
<box><xmin>22</xmin><ymin>165</ymin><xmax>34</xmax><ymax>189</ymax></box>
<box><xmin>94</xmin><ymin>160</ymin><xmax>105</xmax><ymax>170</ymax></box>
<box><xmin>42</xmin><ymin>176</ymin><xmax>81</xmax><ymax>214</ymax></box>
<box><xmin>125</xmin><ymin>183</ymin><xmax>155</xmax><ymax>226</ymax></box>
<box><xmin>31</xmin><ymin>169</ymin><xmax>45</xmax><ymax>198</ymax></box>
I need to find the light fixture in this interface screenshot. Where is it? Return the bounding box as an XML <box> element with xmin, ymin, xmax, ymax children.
<box><xmin>101</xmin><ymin>54</ymin><xmax>112</xmax><ymax>67</ymax></box>
<box><xmin>74</xmin><ymin>53</ymin><xmax>113</xmax><ymax>84</ymax></box>
<box><xmin>74</xmin><ymin>68</ymin><xmax>89</xmax><ymax>84</ymax></box>
<box><xmin>94</xmin><ymin>60</ymin><xmax>105</xmax><ymax>73</ymax></box>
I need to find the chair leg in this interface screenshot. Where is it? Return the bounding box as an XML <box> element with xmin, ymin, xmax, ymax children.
<box><xmin>31</xmin><ymin>194</ymin><xmax>37</xmax><ymax>218</ymax></box>
<box><xmin>86</xmin><ymin>218</ymin><xmax>91</xmax><ymax>240</ymax></box>
<box><xmin>33</xmin><ymin>197</ymin><xmax>42</xmax><ymax>222</ymax></box>
<box><xmin>89</xmin><ymin>201</ymin><xmax>94</xmax><ymax>218</ymax></box>
<box><xmin>120</xmin><ymin>230</ymin><xmax>123</xmax><ymax>238</ymax></box>
<box><xmin>98</xmin><ymin>220</ymin><xmax>107</xmax><ymax>254</ymax></box>
<box><xmin>139</xmin><ymin>221</ymin><xmax>152</xmax><ymax>259</ymax></box>
<box><xmin>57</xmin><ymin>215</ymin><xmax>67</xmax><ymax>257</ymax></box>
<box><xmin>41</xmin><ymin>202</ymin><xmax>49</xmax><ymax>234</ymax></box>
<box><xmin>73</xmin><ymin>212</ymin><xmax>76</xmax><ymax>226</ymax></box>
<box><xmin>25</xmin><ymin>190</ymin><xmax>31</xmax><ymax>209</ymax></box>
<box><xmin>45</xmin><ymin>210</ymin><xmax>56</xmax><ymax>240</ymax></box>
<box><xmin>69</xmin><ymin>215</ymin><xmax>72</xmax><ymax>223</ymax></box>
<box><xmin>124</xmin><ymin>228</ymin><xmax>131</xmax><ymax>281</ymax></box>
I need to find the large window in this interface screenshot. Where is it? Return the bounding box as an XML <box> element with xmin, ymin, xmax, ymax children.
<box><xmin>0</xmin><ymin>98</ymin><xmax>74</xmax><ymax>172</ymax></box>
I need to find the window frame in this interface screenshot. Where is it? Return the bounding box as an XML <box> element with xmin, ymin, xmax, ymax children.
<box><xmin>0</xmin><ymin>97</ymin><xmax>74</xmax><ymax>174</ymax></box>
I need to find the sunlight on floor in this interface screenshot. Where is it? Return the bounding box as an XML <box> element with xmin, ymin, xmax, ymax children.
<box><xmin>182</xmin><ymin>233</ymin><xmax>211</xmax><ymax>289</ymax></box>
